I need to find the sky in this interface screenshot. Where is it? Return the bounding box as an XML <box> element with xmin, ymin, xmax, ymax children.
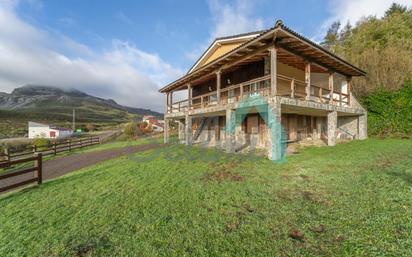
<box><xmin>1</xmin><ymin>0</ymin><xmax>411</xmax><ymax>112</ymax></box>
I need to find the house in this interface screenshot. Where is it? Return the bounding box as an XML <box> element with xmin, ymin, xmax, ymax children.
<box><xmin>152</xmin><ymin>122</ymin><xmax>164</xmax><ymax>133</ymax></box>
<box><xmin>28</xmin><ymin>121</ymin><xmax>73</xmax><ymax>139</ymax></box>
<box><xmin>142</xmin><ymin>115</ymin><xmax>164</xmax><ymax>132</ymax></box>
<box><xmin>142</xmin><ymin>115</ymin><xmax>157</xmax><ymax>124</ymax></box>
<box><xmin>159</xmin><ymin>20</ymin><xmax>367</xmax><ymax>161</ymax></box>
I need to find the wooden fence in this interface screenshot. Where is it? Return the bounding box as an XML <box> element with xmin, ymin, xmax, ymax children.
<box><xmin>0</xmin><ymin>136</ymin><xmax>99</xmax><ymax>162</ymax></box>
<box><xmin>0</xmin><ymin>153</ymin><xmax>42</xmax><ymax>193</ymax></box>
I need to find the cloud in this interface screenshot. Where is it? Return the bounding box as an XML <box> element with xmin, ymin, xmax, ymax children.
<box><xmin>186</xmin><ymin>0</ymin><xmax>265</xmax><ymax>63</ymax></box>
<box><xmin>327</xmin><ymin>0</ymin><xmax>412</xmax><ymax>25</ymax></box>
<box><xmin>311</xmin><ymin>0</ymin><xmax>412</xmax><ymax>42</ymax></box>
<box><xmin>0</xmin><ymin>1</ymin><xmax>182</xmax><ymax>112</ymax></box>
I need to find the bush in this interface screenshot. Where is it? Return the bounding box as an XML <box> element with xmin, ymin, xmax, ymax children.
<box><xmin>123</xmin><ymin>122</ymin><xmax>143</xmax><ymax>139</ymax></box>
<box><xmin>32</xmin><ymin>138</ymin><xmax>51</xmax><ymax>151</ymax></box>
<box><xmin>361</xmin><ymin>80</ymin><xmax>412</xmax><ymax>137</ymax></box>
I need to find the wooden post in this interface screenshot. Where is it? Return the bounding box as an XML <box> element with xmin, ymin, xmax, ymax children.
<box><xmin>188</xmin><ymin>84</ymin><xmax>192</xmax><ymax>109</ymax></box>
<box><xmin>305</xmin><ymin>62</ymin><xmax>311</xmax><ymax>100</ymax></box>
<box><xmin>178</xmin><ymin>102</ymin><xmax>181</xmax><ymax>112</ymax></box>
<box><xmin>290</xmin><ymin>79</ymin><xmax>295</xmax><ymax>98</ymax></box>
<box><xmin>346</xmin><ymin>76</ymin><xmax>352</xmax><ymax>106</ymax></box>
<box><xmin>240</xmin><ymin>84</ymin><xmax>244</xmax><ymax>100</ymax></box>
<box><xmin>166</xmin><ymin>92</ymin><xmax>169</xmax><ymax>113</ymax></box>
<box><xmin>80</xmin><ymin>138</ymin><xmax>83</xmax><ymax>148</ymax></box>
<box><xmin>339</xmin><ymin>92</ymin><xmax>343</xmax><ymax>106</ymax></box>
<box><xmin>4</xmin><ymin>148</ymin><xmax>10</xmax><ymax>161</ymax></box>
<box><xmin>216</xmin><ymin>70</ymin><xmax>221</xmax><ymax>104</ymax></box>
<box><xmin>32</xmin><ymin>145</ymin><xmax>37</xmax><ymax>153</ymax></box>
<box><xmin>170</xmin><ymin>91</ymin><xmax>173</xmax><ymax>113</ymax></box>
<box><xmin>35</xmin><ymin>153</ymin><xmax>42</xmax><ymax>184</ymax></box>
<box><xmin>269</xmin><ymin>47</ymin><xmax>277</xmax><ymax>96</ymax></box>
<box><xmin>329</xmin><ymin>72</ymin><xmax>334</xmax><ymax>104</ymax></box>
<box><xmin>53</xmin><ymin>142</ymin><xmax>57</xmax><ymax>155</ymax></box>
<box><xmin>319</xmin><ymin>87</ymin><xmax>323</xmax><ymax>103</ymax></box>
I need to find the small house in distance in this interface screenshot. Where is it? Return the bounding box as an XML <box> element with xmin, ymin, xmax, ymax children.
<box><xmin>28</xmin><ymin>121</ymin><xmax>73</xmax><ymax>139</ymax></box>
<box><xmin>142</xmin><ymin>115</ymin><xmax>164</xmax><ymax>132</ymax></box>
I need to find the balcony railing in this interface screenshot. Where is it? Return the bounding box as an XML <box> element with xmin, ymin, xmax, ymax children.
<box><xmin>167</xmin><ymin>74</ymin><xmax>350</xmax><ymax>113</ymax></box>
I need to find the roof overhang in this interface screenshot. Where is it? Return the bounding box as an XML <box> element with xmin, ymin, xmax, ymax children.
<box><xmin>159</xmin><ymin>20</ymin><xmax>366</xmax><ymax>93</ymax></box>
<box><xmin>187</xmin><ymin>31</ymin><xmax>263</xmax><ymax>74</ymax></box>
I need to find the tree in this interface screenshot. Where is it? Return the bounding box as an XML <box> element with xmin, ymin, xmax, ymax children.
<box><xmin>385</xmin><ymin>3</ymin><xmax>408</xmax><ymax>17</ymax></box>
<box><xmin>321</xmin><ymin>21</ymin><xmax>341</xmax><ymax>52</ymax></box>
<box><xmin>124</xmin><ymin>121</ymin><xmax>138</xmax><ymax>137</ymax></box>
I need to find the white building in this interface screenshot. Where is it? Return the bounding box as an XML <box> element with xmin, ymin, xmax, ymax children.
<box><xmin>28</xmin><ymin>121</ymin><xmax>73</xmax><ymax>139</ymax></box>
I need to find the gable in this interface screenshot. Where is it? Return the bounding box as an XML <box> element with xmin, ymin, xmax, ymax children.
<box><xmin>188</xmin><ymin>32</ymin><xmax>262</xmax><ymax>74</ymax></box>
<box><xmin>200</xmin><ymin>42</ymin><xmax>243</xmax><ymax>67</ymax></box>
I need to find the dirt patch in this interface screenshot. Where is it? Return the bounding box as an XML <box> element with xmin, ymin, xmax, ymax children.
<box><xmin>288</xmin><ymin>229</ymin><xmax>305</xmax><ymax>241</ymax></box>
<box><xmin>203</xmin><ymin>171</ymin><xmax>244</xmax><ymax>182</ymax></box>
<box><xmin>225</xmin><ymin>220</ymin><xmax>240</xmax><ymax>232</ymax></box>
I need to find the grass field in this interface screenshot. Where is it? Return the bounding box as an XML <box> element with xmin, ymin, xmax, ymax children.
<box><xmin>0</xmin><ymin>139</ymin><xmax>411</xmax><ymax>256</ymax></box>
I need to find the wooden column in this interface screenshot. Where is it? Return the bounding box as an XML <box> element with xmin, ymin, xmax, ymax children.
<box><xmin>166</xmin><ymin>92</ymin><xmax>169</xmax><ymax>113</ymax></box>
<box><xmin>269</xmin><ymin>47</ymin><xmax>277</xmax><ymax>96</ymax></box>
<box><xmin>187</xmin><ymin>84</ymin><xmax>192</xmax><ymax>109</ymax></box>
<box><xmin>329</xmin><ymin>72</ymin><xmax>334</xmax><ymax>104</ymax></box>
<box><xmin>164</xmin><ymin>118</ymin><xmax>169</xmax><ymax>143</ymax></box>
<box><xmin>216</xmin><ymin>70</ymin><xmax>221</xmax><ymax>104</ymax></box>
<box><xmin>170</xmin><ymin>91</ymin><xmax>173</xmax><ymax>112</ymax></box>
<box><xmin>346</xmin><ymin>76</ymin><xmax>352</xmax><ymax>106</ymax></box>
<box><xmin>305</xmin><ymin>62</ymin><xmax>311</xmax><ymax>100</ymax></box>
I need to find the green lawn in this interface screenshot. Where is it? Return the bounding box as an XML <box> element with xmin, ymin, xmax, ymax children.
<box><xmin>0</xmin><ymin>139</ymin><xmax>411</xmax><ymax>256</ymax></box>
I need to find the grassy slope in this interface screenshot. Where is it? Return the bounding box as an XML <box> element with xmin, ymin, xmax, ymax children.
<box><xmin>0</xmin><ymin>139</ymin><xmax>411</xmax><ymax>256</ymax></box>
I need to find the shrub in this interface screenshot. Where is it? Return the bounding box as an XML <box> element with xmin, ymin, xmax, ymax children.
<box><xmin>361</xmin><ymin>80</ymin><xmax>412</xmax><ymax>137</ymax></box>
<box><xmin>32</xmin><ymin>138</ymin><xmax>51</xmax><ymax>151</ymax></box>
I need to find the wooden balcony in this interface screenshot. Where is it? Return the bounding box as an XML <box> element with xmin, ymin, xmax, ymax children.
<box><xmin>167</xmin><ymin>74</ymin><xmax>350</xmax><ymax>114</ymax></box>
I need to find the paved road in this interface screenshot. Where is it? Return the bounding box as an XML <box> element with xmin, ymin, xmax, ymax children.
<box><xmin>0</xmin><ymin>143</ymin><xmax>163</xmax><ymax>194</ymax></box>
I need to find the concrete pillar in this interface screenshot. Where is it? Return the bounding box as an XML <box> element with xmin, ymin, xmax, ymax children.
<box><xmin>269</xmin><ymin>47</ymin><xmax>277</xmax><ymax>96</ymax></box>
<box><xmin>305</xmin><ymin>62</ymin><xmax>311</xmax><ymax>100</ymax></box>
<box><xmin>225</xmin><ymin>108</ymin><xmax>235</xmax><ymax>153</ymax></box>
<box><xmin>315</xmin><ymin>117</ymin><xmax>322</xmax><ymax>140</ymax></box>
<box><xmin>185</xmin><ymin>114</ymin><xmax>192</xmax><ymax>146</ymax></box>
<box><xmin>289</xmin><ymin>114</ymin><xmax>297</xmax><ymax>141</ymax></box>
<box><xmin>327</xmin><ymin>111</ymin><xmax>337</xmax><ymax>146</ymax></box>
<box><xmin>358</xmin><ymin>113</ymin><xmax>367</xmax><ymax>140</ymax></box>
<box><xmin>178</xmin><ymin>119</ymin><xmax>185</xmax><ymax>142</ymax></box>
<box><xmin>267</xmin><ymin>100</ymin><xmax>282</xmax><ymax>161</ymax></box>
<box><xmin>164</xmin><ymin>118</ymin><xmax>169</xmax><ymax>144</ymax></box>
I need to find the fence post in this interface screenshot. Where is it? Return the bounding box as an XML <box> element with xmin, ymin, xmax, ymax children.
<box><xmin>4</xmin><ymin>148</ymin><xmax>10</xmax><ymax>161</ymax></box>
<box><xmin>69</xmin><ymin>139</ymin><xmax>71</xmax><ymax>151</ymax></box>
<box><xmin>53</xmin><ymin>142</ymin><xmax>57</xmax><ymax>155</ymax></box>
<box><xmin>89</xmin><ymin>137</ymin><xmax>92</xmax><ymax>146</ymax></box>
<box><xmin>80</xmin><ymin>138</ymin><xmax>83</xmax><ymax>148</ymax></box>
<box><xmin>35</xmin><ymin>153</ymin><xmax>42</xmax><ymax>184</ymax></box>
<box><xmin>32</xmin><ymin>145</ymin><xmax>37</xmax><ymax>153</ymax></box>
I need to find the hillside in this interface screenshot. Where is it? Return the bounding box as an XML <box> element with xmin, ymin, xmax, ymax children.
<box><xmin>0</xmin><ymin>85</ymin><xmax>162</xmax><ymax>138</ymax></box>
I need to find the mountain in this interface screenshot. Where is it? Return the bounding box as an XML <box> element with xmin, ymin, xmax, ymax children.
<box><xmin>0</xmin><ymin>85</ymin><xmax>162</xmax><ymax>138</ymax></box>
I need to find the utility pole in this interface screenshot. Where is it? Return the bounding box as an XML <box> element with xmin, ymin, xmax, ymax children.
<box><xmin>72</xmin><ymin>109</ymin><xmax>75</xmax><ymax>131</ymax></box>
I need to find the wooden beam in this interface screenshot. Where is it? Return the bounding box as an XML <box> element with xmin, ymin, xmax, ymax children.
<box><xmin>329</xmin><ymin>72</ymin><xmax>334</xmax><ymax>104</ymax></box>
<box><xmin>270</xmin><ymin>46</ymin><xmax>277</xmax><ymax>96</ymax></box>
<box><xmin>305</xmin><ymin>62</ymin><xmax>311</xmax><ymax>100</ymax></box>
<box><xmin>216</xmin><ymin>69</ymin><xmax>221</xmax><ymax>103</ymax></box>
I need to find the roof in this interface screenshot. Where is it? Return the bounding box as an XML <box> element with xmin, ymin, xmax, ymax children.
<box><xmin>29</xmin><ymin>121</ymin><xmax>72</xmax><ymax>131</ymax></box>
<box><xmin>187</xmin><ymin>30</ymin><xmax>265</xmax><ymax>74</ymax></box>
<box><xmin>159</xmin><ymin>20</ymin><xmax>366</xmax><ymax>93</ymax></box>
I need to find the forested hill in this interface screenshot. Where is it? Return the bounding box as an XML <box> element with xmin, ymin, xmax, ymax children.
<box><xmin>0</xmin><ymin>85</ymin><xmax>162</xmax><ymax>138</ymax></box>
<box><xmin>322</xmin><ymin>3</ymin><xmax>412</xmax><ymax>137</ymax></box>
